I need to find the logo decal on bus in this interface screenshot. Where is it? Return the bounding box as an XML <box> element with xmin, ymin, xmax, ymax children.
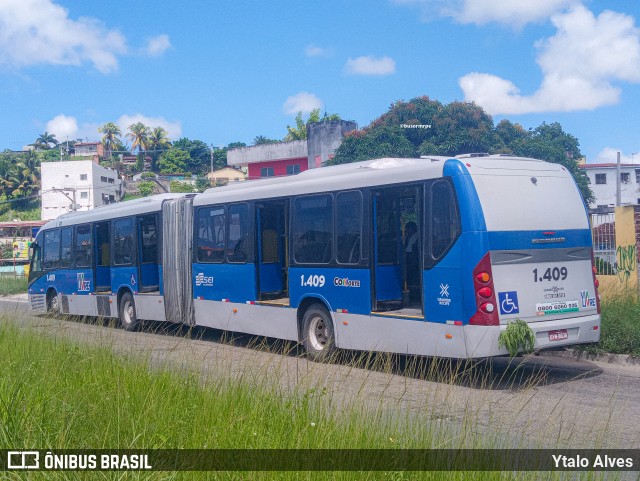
<box><xmin>498</xmin><ymin>291</ymin><xmax>519</xmax><ymax>315</ymax></box>
<box><xmin>334</xmin><ymin>277</ymin><xmax>360</xmax><ymax>288</ymax></box>
<box><xmin>580</xmin><ymin>290</ymin><xmax>596</xmax><ymax>309</ymax></box>
<box><xmin>46</xmin><ymin>274</ymin><xmax>56</xmax><ymax>282</ymax></box>
<box><xmin>437</xmin><ymin>283</ymin><xmax>451</xmax><ymax>306</ymax></box>
<box><xmin>77</xmin><ymin>272</ymin><xmax>90</xmax><ymax>292</ymax></box>
<box><xmin>195</xmin><ymin>273</ymin><xmax>214</xmax><ymax>287</ymax></box>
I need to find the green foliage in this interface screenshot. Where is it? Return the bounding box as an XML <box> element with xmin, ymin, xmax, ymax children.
<box><xmin>173</xmin><ymin>138</ymin><xmax>217</xmax><ymax>175</ymax></box>
<box><xmin>140</xmin><ymin>171</ymin><xmax>156</xmax><ymax>179</ymax></box>
<box><xmin>284</xmin><ymin>110</ymin><xmax>341</xmax><ymax>141</ymax></box>
<box><xmin>194</xmin><ymin>176</ymin><xmax>211</xmax><ymax>192</ymax></box>
<box><xmin>498</xmin><ymin>319</ymin><xmax>536</xmax><ymax>357</ymax></box>
<box><xmin>97</xmin><ymin>122</ymin><xmax>123</xmax><ymax>160</ymax></box>
<box><xmin>329</xmin><ymin>96</ymin><xmax>593</xmax><ymax>203</ymax></box>
<box><xmin>595</xmin><ymin>257</ymin><xmax>615</xmax><ymax>275</ymax></box>
<box><xmin>170</xmin><ymin>180</ymin><xmax>195</xmax><ymax>193</ymax></box>
<box><xmin>158</xmin><ymin>148</ymin><xmax>190</xmax><ymax>174</ymax></box>
<box><xmin>580</xmin><ymin>294</ymin><xmax>640</xmax><ymax>356</ymax></box>
<box><xmin>253</xmin><ymin>135</ymin><xmax>280</xmax><ymax>145</ymax></box>
<box><xmin>137</xmin><ymin>181</ymin><xmax>156</xmax><ymax>197</ymax></box>
<box><xmin>31</xmin><ymin>131</ymin><xmax>58</xmax><ymax>150</ymax></box>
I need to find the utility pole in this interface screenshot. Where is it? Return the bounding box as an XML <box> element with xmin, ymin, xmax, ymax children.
<box><xmin>210</xmin><ymin>144</ymin><xmax>214</xmax><ymax>174</ymax></box>
<box><xmin>616</xmin><ymin>151</ymin><xmax>621</xmax><ymax>206</ymax></box>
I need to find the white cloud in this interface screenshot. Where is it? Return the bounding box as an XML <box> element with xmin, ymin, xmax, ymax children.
<box><xmin>304</xmin><ymin>44</ymin><xmax>330</xmax><ymax>58</ymax></box>
<box><xmin>344</xmin><ymin>56</ymin><xmax>396</xmax><ymax>76</ymax></box>
<box><xmin>282</xmin><ymin>92</ymin><xmax>323</xmax><ymax>115</ymax></box>
<box><xmin>0</xmin><ymin>0</ymin><xmax>127</xmax><ymax>73</ymax></box>
<box><xmin>460</xmin><ymin>5</ymin><xmax>640</xmax><ymax>114</ymax></box>
<box><xmin>45</xmin><ymin>114</ymin><xmax>78</xmax><ymax>139</ymax></box>
<box><xmin>117</xmin><ymin>114</ymin><xmax>182</xmax><ymax>140</ymax></box>
<box><xmin>593</xmin><ymin>148</ymin><xmax>638</xmax><ymax>164</ymax></box>
<box><xmin>145</xmin><ymin>34</ymin><xmax>171</xmax><ymax>57</ymax></box>
<box><xmin>391</xmin><ymin>0</ymin><xmax>576</xmax><ymax>27</ymax></box>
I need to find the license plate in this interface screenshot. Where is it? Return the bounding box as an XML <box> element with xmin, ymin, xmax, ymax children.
<box><xmin>548</xmin><ymin>329</ymin><xmax>568</xmax><ymax>341</ymax></box>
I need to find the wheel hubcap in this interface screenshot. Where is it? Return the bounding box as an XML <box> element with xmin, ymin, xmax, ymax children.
<box><xmin>124</xmin><ymin>302</ymin><xmax>134</xmax><ymax>324</ymax></box>
<box><xmin>309</xmin><ymin>315</ymin><xmax>328</xmax><ymax>351</ymax></box>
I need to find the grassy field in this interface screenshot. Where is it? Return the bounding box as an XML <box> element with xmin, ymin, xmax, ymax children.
<box><xmin>0</xmin><ymin>319</ymin><xmax>614</xmax><ymax>481</ymax></box>
<box><xmin>0</xmin><ymin>275</ymin><xmax>27</xmax><ymax>296</ymax></box>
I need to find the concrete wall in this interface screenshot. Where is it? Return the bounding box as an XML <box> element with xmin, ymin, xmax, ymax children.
<box><xmin>597</xmin><ymin>205</ymin><xmax>638</xmax><ymax>298</ymax></box>
<box><xmin>227</xmin><ymin>141</ymin><xmax>307</xmax><ymax>167</ymax></box>
<box><xmin>581</xmin><ymin>165</ymin><xmax>640</xmax><ymax>209</ymax></box>
<box><xmin>306</xmin><ymin>120</ymin><xmax>357</xmax><ymax>169</ymax></box>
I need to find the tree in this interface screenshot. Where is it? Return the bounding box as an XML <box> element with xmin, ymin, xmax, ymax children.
<box><xmin>126</xmin><ymin>122</ymin><xmax>150</xmax><ymax>154</ymax></box>
<box><xmin>158</xmin><ymin>148</ymin><xmax>190</xmax><ymax>174</ymax></box>
<box><xmin>329</xmin><ymin>126</ymin><xmax>415</xmax><ymax>165</ymax></box>
<box><xmin>284</xmin><ymin>109</ymin><xmax>321</xmax><ymax>141</ymax></box>
<box><xmin>97</xmin><ymin>122</ymin><xmax>123</xmax><ymax>160</ymax></box>
<box><xmin>32</xmin><ymin>131</ymin><xmax>59</xmax><ymax>150</ymax></box>
<box><xmin>253</xmin><ymin>136</ymin><xmax>280</xmax><ymax>145</ymax></box>
<box><xmin>147</xmin><ymin>127</ymin><xmax>172</xmax><ymax>171</ymax></box>
<box><xmin>173</xmin><ymin>138</ymin><xmax>213</xmax><ymax>175</ymax></box>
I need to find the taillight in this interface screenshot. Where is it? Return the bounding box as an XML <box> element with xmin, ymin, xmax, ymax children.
<box><xmin>590</xmin><ymin>250</ymin><xmax>601</xmax><ymax>314</ymax></box>
<box><xmin>469</xmin><ymin>252</ymin><xmax>499</xmax><ymax>326</ymax></box>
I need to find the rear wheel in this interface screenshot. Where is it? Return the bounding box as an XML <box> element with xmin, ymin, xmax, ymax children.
<box><xmin>118</xmin><ymin>292</ymin><xmax>138</xmax><ymax>331</ymax></box>
<box><xmin>302</xmin><ymin>304</ymin><xmax>336</xmax><ymax>362</ymax></box>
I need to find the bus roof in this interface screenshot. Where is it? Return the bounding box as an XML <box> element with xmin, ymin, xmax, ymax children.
<box><xmin>40</xmin><ymin>193</ymin><xmax>188</xmax><ymax>230</ymax></box>
<box><xmin>194</xmin><ymin>155</ymin><xmax>563</xmax><ymax>206</ymax></box>
<box><xmin>194</xmin><ymin>157</ymin><xmax>449</xmax><ymax>206</ymax></box>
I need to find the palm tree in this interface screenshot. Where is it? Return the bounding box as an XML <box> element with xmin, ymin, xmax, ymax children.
<box><xmin>98</xmin><ymin>122</ymin><xmax>123</xmax><ymax>160</ymax></box>
<box><xmin>32</xmin><ymin>131</ymin><xmax>59</xmax><ymax>150</ymax></box>
<box><xmin>126</xmin><ymin>122</ymin><xmax>150</xmax><ymax>172</ymax></box>
<box><xmin>147</xmin><ymin>127</ymin><xmax>171</xmax><ymax>172</ymax></box>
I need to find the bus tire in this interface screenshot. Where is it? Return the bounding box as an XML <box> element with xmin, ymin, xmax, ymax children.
<box><xmin>118</xmin><ymin>292</ymin><xmax>139</xmax><ymax>331</ymax></box>
<box><xmin>46</xmin><ymin>289</ymin><xmax>59</xmax><ymax>315</ymax></box>
<box><xmin>301</xmin><ymin>304</ymin><xmax>336</xmax><ymax>362</ymax></box>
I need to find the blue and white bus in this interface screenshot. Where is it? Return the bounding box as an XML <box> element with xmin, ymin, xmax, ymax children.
<box><xmin>28</xmin><ymin>155</ymin><xmax>601</xmax><ymax>359</ymax></box>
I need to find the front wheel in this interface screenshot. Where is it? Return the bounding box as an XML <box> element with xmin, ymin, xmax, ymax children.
<box><xmin>118</xmin><ymin>292</ymin><xmax>139</xmax><ymax>331</ymax></box>
<box><xmin>301</xmin><ymin>304</ymin><xmax>336</xmax><ymax>362</ymax></box>
<box><xmin>46</xmin><ymin>290</ymin><xmax>59</xmax><ymax>315</ymax></box>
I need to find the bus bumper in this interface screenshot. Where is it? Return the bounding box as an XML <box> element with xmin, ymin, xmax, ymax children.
<box><xmin>464</xmin><ymin>314</ymin><xmax>601</xmax><ymax>358</ymax></box>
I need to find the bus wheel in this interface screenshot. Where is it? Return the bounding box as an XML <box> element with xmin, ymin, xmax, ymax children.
<box><xmin>46</xmin><ymin>290</ymin><xmax>59</xmax><ymax>315</ymax></box>
<box><xmin>302</xmin><ymin>304</ymin><xmax>336</xmax><ymax>362</ymax></box>
<box><xmin>118</xmin><ymin>292</ymin><xmax>139</xmax><ymax>331</ymax></box>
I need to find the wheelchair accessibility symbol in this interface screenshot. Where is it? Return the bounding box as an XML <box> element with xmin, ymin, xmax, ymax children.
<box><xmin>498</xmin><ymin>291</ymin><xmax>520</xmax><ymax>315</ymax></box>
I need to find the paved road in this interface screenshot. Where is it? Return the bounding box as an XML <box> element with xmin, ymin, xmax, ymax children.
<box><xmin>1</xmin><ymin>296</ymin><xmax>639</xmax><ymax>450</ymax></box>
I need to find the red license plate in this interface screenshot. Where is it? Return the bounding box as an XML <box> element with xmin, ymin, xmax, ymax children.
<box><xmin>549</xmin><ymin>329</ymin><xmax>568</xmax><ymax>341</ymax></box>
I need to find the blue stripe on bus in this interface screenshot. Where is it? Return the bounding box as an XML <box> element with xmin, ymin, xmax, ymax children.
<box><xmin>443</xmin><ymin>160</ymin><xmax>487</xmax><ymax>233</ymax></box>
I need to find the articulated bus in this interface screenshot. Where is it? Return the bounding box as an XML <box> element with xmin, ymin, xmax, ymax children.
<box><xmin>28</xmin><ymin>156</ymin><xmax>601</xmax><ymax>359</ymax></box>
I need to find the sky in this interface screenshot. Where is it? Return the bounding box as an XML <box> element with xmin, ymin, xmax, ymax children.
<box><xmin>1</xmin><ymin>0</ymin><xmax>640</xmax><ymax>164</ymax></box>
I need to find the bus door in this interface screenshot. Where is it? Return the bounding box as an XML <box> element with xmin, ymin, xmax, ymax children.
<box><xmin>373</xmin><ymin>186</ymin><xmax>423</xmax><ymax>311</ymax></box>
<box><xmin>137</xmin><ymin>214</ymin><xmax>159</xmax><ymax>292</ymax></box>
<box><xmin>94</xmin><ymin>221</ymin><xmax>110</xmax><ymax>292</ymax></box>
<box><xmin>373</xmin><ymin>190</ymin><xmax>402</xmax><ymax>309</ymax></box>
<box><xmin>256</xmin><ymin>201</ymin><xmax>288</xmax><ymax>300</ymax></box>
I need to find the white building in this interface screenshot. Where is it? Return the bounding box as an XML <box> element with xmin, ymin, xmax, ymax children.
<box><xmin>579</xmin><ymin>163</ymin><xmax>640</xmax><ymax>211</ymax></box>
<box><xmin>41</xmin><ymin>160</ymin><xmax>124</xmax><ymax>220</ymax></box>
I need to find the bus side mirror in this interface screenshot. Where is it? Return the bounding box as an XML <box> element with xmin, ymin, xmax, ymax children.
<box><xmin>29</xmin><ymin>242</ymin><xmax>38</xmax><ymax>259</ymax></box>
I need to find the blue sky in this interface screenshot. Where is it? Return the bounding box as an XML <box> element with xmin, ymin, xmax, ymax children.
<box><xmin>1</xmin><ymin>0</ymin><xmax>640</xmax><ymax>163</ymax></box>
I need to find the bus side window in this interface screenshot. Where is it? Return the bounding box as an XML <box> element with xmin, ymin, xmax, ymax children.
<box><xmin>430</xmin><ymin>181</ymin><xmax>460</xmax><ymax>261</ymax></box>
<box><xmin>113</xmin><ymin>218</ymin><xmax>135</xmax><ymax>265</ymax></box>
<box><xmin>336</xmin><ymin>191</ymin><xmax>362</xmax><ymax>264</ymax></box>
<box><xmin>43</xmin><ymin>229</ymin><xmax>61</xmax><ymax>270</ymax></box>
<box><xmin>59</xmin><ymin>227</ymin><xmax>72</xmax><ymax>269</ymax></box>
<box><xmin>74</xmin><ymin>224</ymin><xmax>92</xmax><ymax>268</ymax></box>
<box><xmin>227</xmin><ymin>203</ymin><xmax>248</xmax><ymax>263</ymax></box>
<box><xmin>197</xmin><ymin>207</ymin><xmax>225</xmax><ymax>263</ymax></box>
<box><xmin>293</xmin><ymin>194</ymin><xmax>333</xmax><ymax>264</ymax></box>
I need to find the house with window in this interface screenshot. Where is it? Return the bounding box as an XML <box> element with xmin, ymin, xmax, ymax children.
<box><xmin>206</xmin><ymin>166</ymin><xmax>246</xmax><ymax>185</ymax></box>
<box><xmin>41</xmin><ymin>160</ymin><xmax>124</xmax><ymax>220</ymax></box>
<box><xmin>227</xmin><ymin>120</ymin><xmax>357</xmax><ymax>179</ymax></box>
<box><xmin>72</xmin><ymin>142</ymin><xmax>104</xmax><ymax>162</ymax></box>
<box><xmin>579</xmin><ymin>162</ymin><xmax>640</xmax><ymax>211</ymax></box>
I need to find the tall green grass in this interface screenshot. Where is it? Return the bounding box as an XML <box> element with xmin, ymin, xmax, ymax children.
<box><xmin>0</xmin><ymin>275</ymin><xmax>27</xmax><ymax>295</ymax></box>
<box><xmin>582</xmin><ymin>294</ymin><xmax>640</xmax><ymax>356</ymax></box>
<box><xmin>0</xmin><ymin>318</ymin><xmax>614</xmax><ymax>480</ymax></box>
